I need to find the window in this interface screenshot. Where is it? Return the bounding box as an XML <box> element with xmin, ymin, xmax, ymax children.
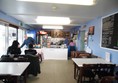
<box><xmin>8</xmin><ymin>27</ymin><xmax>17</xmax><ymax>46</ymax></box>
<box><xmin>18</xmin><ymin>29</ymin><xmax>25</xmax><ymax>46</ymax></box>
<box><xmin>0</xmin><ymin>23</ymin><xmax>6</xmax><ymax>56</ymax></box>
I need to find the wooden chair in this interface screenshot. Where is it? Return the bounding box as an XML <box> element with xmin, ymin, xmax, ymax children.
<box><xmin>78</xmin><ymin>53</ymin><xmax>91</xmax><ymax>58</ymax></box>
<box><xmin>77</xmin><ymin>64</ymin><xmax>97</xmax><ymax>83</ymax></box>
<box><xmin>71</xmin><ymin>51</ymin><xmax>91</xmax><ymax>58</ymax></box>
<box><xmin>97</xmin><ymin>64</ymin><xmax>116</xmax><ymax>79</ymax></box>
<box><xmin>71</xmin><ymin>51</ymin><xmax>76</xmax><ymax>58</ymax></box>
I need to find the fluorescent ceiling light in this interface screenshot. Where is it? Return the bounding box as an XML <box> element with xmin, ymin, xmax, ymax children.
<box><xmin>17</xmin><ymin>0</ymin><xmax>95</xmax><ymax>6</ymax></box>
<box><xmin>43</xmin><ymin>25</ymin><xmax>63</xmax><ymax>29</ymax></box>
<box><xmin>36</xmin><ymin>16</ymin><xmax>71</xmax><ymax>25</ymax></box>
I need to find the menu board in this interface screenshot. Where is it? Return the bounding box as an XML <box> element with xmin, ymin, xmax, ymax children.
<box><xmin>101</xmin><ymin>12</ymin><xmax>118</xmax><ymax>50</ymax></box>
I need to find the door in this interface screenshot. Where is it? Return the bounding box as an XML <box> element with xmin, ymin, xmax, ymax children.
<box><xmin>78</xmin><ymin>31</ymin><xmax>85</xmax><ymax>51</ymax></box>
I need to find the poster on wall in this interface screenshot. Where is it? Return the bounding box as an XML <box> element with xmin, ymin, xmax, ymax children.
<box><xmin>88</xmin><ymin>26</ymin><xmax>94</xmax><ymax>35</ymax></box>
<box><xmin>101</xmin><ymin>12</ymin><xmax>118</xmax><ymax>50</ymax></box>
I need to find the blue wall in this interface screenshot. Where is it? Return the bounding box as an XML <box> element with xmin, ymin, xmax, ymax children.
<box><xmin>84</xmin><ymin>11</ymin><xmax>118</xmax><ymax>64</ymax></box>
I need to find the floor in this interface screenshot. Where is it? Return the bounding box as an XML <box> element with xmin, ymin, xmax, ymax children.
<box><xmin>27</xmin><ymin>60</ymin><xmax>76</xmax><ymax>83</ymax></box>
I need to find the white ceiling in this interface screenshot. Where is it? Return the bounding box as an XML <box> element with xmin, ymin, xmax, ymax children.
<box><xmin>0</xmin><ymin>0</ymin><xmax>118</xmax><ymax>30</ymax></box>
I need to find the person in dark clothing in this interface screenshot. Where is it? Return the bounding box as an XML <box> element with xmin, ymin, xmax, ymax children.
<box><xmin>25</xmin><ymin>43</ymin><xmax>37</xmax><ymax>55</ymax></box>
<box><xmin>25</xmin><ymin>43</ymin><xmax>41</xmax><ymax>76</ymax></box>
<box><xmin>20</xmin><ymin>35</ymin><xmax>36</xmax><ymax>48</ymax></box>
<box><xmin>7</xmin><ymin>40</ymin><xmax>21</xmax><ymax>55</ymax></box>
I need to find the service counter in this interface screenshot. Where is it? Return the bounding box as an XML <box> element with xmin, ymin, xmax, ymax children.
<box><xmin>22</xmin><ymin>47</ymin><xmax>68</xmax><ymax>60</ymax></box>
<box><xmin>41</xmin><ymin>48</ymin><xmax>68</xmax><ymax>60</ymax></box>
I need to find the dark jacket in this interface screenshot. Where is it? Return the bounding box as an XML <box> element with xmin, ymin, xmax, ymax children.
<box><xmin>25</xmin><ymin>49</ymin><xmax>37</xmax><ymax>55</ymax></box>
<box><xmin>7</xmin><ymin>46</ymin><xmax>21</xmax><ymax>55</ymax></box>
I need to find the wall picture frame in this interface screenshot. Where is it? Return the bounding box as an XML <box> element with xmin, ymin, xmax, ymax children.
<box><xmin>88</xmin><ymin>26</ymin><xmax>95</xmax><ymax>35</ymax></box>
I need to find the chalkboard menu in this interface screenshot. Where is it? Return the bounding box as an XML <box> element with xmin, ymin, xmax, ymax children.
<box><xmin>101</xmin><ymin>12</ymin><xmax>118</xmax><ymax>50</ymax></box>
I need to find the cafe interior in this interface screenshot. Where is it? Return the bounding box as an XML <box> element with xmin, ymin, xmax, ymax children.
<box><xmin>0</xmin><ymin>0</ymin><xmax>118</xmax><ymax>83</ymax></box>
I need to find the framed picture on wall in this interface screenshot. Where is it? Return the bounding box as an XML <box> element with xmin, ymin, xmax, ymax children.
<box><xmin>88</xmin><ymin>26</ymin><xmax>95</xmax><ymax>35</ymax></box>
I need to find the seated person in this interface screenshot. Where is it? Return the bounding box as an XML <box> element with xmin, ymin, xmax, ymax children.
<box><xmin>7</xmin><ymin>40</ymin><xmax>21</xmax><ymax>55</ymax></box>
<box><xmin>25</xmin><ymin>43</ymin><xmax>40</xmax><ymax>76</ymax></box>
<box><xmin>25</xmin><ymin>43</ymin><xmax>37</xmax><ymax>55</ymax></box>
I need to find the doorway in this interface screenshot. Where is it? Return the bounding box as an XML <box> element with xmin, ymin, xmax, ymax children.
<box><xmin>78</xmin><ymin>30</ymin><xmax>85</xmax><ymax>51</ymax></box>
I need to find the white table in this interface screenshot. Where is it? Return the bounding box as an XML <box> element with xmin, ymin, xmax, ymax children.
<box><xmin>0</xmin><ymin>62</ymin><xmax>30</xmax><ymax>83</ymax></box>
<box><xmin>72</xmin><ymin>58</ymin><xmax>111</xmax><ymax>67</ymax></box>
<box><xmin>72</xmin><ymin>58</ymin><xmax>112</xmax><ymax>81</ymax></box>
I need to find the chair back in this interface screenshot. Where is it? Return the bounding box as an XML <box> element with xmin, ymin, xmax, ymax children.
<box><xmin>79</xmin><ymin>53</ymin><xmax>91</xmax><ymax>58</ymax></box>
<box><xmin>78</xmin><ymin>63</ymin><xmax>116</xmax><ymax>83</ymax></box>
<box><xmin>78</xmin><ymin>64</ymin><xmax>97</xmax><ymax>82</ymax></box>
<box><xmin>71</xmin><ymin>51</ymin><xmax>91</xmax><ymax>58</ymax></box>
<box><xmin>82</xmin><ymin>64</ymin><xmax>98</xmax><ymax>76</ymax></box>
<box><xmin>97</xmin><ymin>64</ymin><xmax>116</xmax><ymax>79</ymax></box>
<box><xmin>25</xmin><ymin>50</ymin><xmax>37</xmax><ymax>55</ymax></box>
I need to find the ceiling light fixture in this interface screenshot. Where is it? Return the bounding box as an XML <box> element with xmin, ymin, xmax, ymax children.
<box><xmin>42</xmin><ymin>25</ymin><xmax>63</xmax><ymax>29</ymax></box>
<box><xmin>17</xmin><ymin>0</ymin><xmax>96</xmax><ymax>6</ymax></box>
<box><xmin>36</xmin><ymin>16</ymin><xmax>71</xmax><ymax>25</ymax></box>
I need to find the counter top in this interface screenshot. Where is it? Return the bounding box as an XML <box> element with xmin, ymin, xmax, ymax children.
<box><xmin>34</xmin><ymin>47</ymin><xmax>67</xmax><ymax>49</ymax></box>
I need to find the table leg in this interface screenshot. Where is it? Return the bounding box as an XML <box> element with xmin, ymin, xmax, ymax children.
<box><xmin>74</xmin><ymin>63</ymin><xmax>80</xmax><ymax>80</ymax></box>
<box><xmin>22</xmin><ymin>67</ymin><xmax>28</xmax><ymax>83</ymax></box>
<box><xmin>77</xmin><ymin>68</ymin><xmax>83</xmax><ymax>83</ymax></box>
<box><xmin>74</xmin><ymin>63</ymin><xmax>77</xmax><ymax>79</ymax></box>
